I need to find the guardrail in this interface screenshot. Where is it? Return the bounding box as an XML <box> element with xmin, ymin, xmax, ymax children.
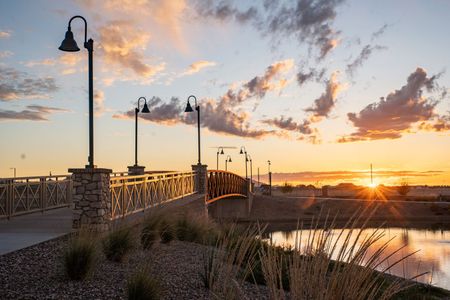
<box><xmin>110</xmin><ymin>171</ymin><xmax>196</xmax><ymax>220</ymax></box>
<box><xmin>206</xmin><ymin>170</ymin><xmax>248</xmax><ymax>204</ymax></box>
<box><xmin>0</xmin><ymin>175</ymin><xmax>72</xmax><ymax>219</ymax></box>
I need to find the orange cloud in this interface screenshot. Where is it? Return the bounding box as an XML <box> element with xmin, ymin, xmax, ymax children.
<box><xmin>181</xmin><ymin>60</ymin><xmax>216</xmax><ymax>76</ymax></box>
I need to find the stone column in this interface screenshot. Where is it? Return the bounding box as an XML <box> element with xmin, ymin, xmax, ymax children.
<box><xmin>69</xmin><ymin>168</ymin><xmax>112</xmax><ymax>231</ymax></box>
<box><xmin>127</xmin><ymin>165</ymin><xmax>145</xmax><ymax>175</ymax></box>
<box><xmin>192</xmin><ymin>164</ymin><xmax>208</xmax><ymax>194</ymax></box>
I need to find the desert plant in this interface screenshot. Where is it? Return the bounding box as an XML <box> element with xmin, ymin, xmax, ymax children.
<box><xmin>280</xmin><ymin>182</ymin><xmax>294</xmax><ymax>194</ymax></box>
<box><xmin>257</xmin><ymin>209</ymin><xmax>425</xmax><ymax>300</ymax></box>
<box><xmin>102</xmin><ymin>227</ymin><xmax>134</xmax><ymax>262</ymax></box>
<box><xmin>141</xmin><ymin>213</ymin><xmax>165</xmax><ymax>249</ymax></box>
<box><xmin>174</xmin><ymin>215</ymin><xmax>206</xmax><ymax>243</ymax></box>
<box><xmin>397</xmin><ymin>181</ymin><xmax>411</xmax><ymax>196</ymax></box>
<box><xmin>159</xmin><ymin>220</ymin><xmax>175</xmax><ymax>244</ymax></box>
<box><xmin>63</xmin><ymin>230</ymin><xmax>97</xmax><ymax>280</ymax></box>
<box><xmin>127</xmin><ymin>268</ymin><xmax>161</xmax><ymax>300</ymax></box>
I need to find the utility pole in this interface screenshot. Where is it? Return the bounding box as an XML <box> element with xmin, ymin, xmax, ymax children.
<box><xmin>257</xmin><ymin>167</ymin><xmax>260</xmax><ymax>185</ymax></box>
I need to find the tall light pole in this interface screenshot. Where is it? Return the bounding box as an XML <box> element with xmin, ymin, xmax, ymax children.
<box><xmin>225</xmin><ymin>155</ymin><xmax>232</xmax><ymax>171</ymax></box>
<box><xmin>10</xmin><ymin>167</ymin><xmax>16</xmax><ymax>178</ymax></box>
<box><xmin>185</xmin><ymin>95</ymin><xmax>201</xmax><ymax>165</ymax></box>
<box><xmin>268</xmin><ymin>160</ymin><xmax>272</xmax><ymax>196</ymax></box>
<box><xmin>59</xmin><ymin>15</ymin><xmax>95</xmax><ymax>168</ymax></box>
<box><xmin>216</xmin><ymin>147</ymin><xmax>225</xmax><ymax>170</ymax></box>
<box><xmin>240</xmin><ymin>146</ymin><xmax>248</xmax><ymax>179</ymax></box>
<box><xmin>246</xmin><ymin>154</ymin><xmax>253</xmax><ymax>183</ymax></box>
<box><xmin>133</xmin><ymin>97</ymin><xmax>150</xmax><ymax>167</ymax></box>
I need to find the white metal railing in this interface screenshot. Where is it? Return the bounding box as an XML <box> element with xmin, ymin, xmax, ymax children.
<box><xmin>0</xmin><ymin>175</ymin><xmax>72</xmax><ymax>219</ymax></box>
<box><xmin>109</xmin><ymin>171</ymin><xmax>196</xmax><ymax>220</ymax></box>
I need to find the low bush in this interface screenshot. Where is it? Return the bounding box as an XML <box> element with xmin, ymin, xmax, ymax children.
<box><xmin>159</xmin><ymin>220</ymin><xmax>174</xmax><ymax>244</ymax></box>
<box><xmin>127</xmin><ymin>269</ymin><xmax>161</xmax><ymax>300</ymax></box>
<box><xmin>102</xmin><ymin>227</ymin><xmax>134</xmax><ymax>262</ymax></box>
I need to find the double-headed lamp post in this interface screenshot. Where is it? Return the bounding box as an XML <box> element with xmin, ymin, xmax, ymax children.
<box><xmin>216</xmin><ymin>147</ymin><xmax>225</xmax><ymax>170</ymax></box>
<box><xmin>239</xmin><ymin>146</ymin><xmax>248</xmax><ymax>179</ymax></box>
<box><xmin>133</xmin><ymin>97</ymin><xmax>150</xmax><ymax>167</ymax></box>
<box><xmin>225</xmin><ymin>155</ymin><xmax>232</xmax><ymax>171</ymax></box>
<box><xmin>246</xmin><ymin>154</ymin><xmax>253</xmax><ymax>183</ymax></box>
<box><xmin>59</xmin><ymin>15</ymin><xmax>95</xmax><ymax>168</ymax></box>
<box><xmin>185</xmin><ymin>95</ymin><xmax>202</xmax><ymax>165</ymax></box>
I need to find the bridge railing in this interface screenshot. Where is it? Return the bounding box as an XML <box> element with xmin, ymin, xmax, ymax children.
<box><xmin>206</xmin><ymin>170</ymin><xmax>248</xmax><ymax>204</ymax></box>
<box><xmin>0</xmin><ymin>175</ymin><xmax>72</xmax><ymax>219</ymax></box>
<box><xmin>109</xmin><ymin>171</ymin><xmax>196</xmax><ymax>220</ymax></box>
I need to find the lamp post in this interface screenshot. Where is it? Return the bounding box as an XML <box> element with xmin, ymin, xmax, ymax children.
<box><xmin>268</xmin><ymin>160</ymin><xmax>272</xmax><ymax>196</ymax></box>
<box><xmin>239</xmin><ymin>146</ymin><xmax>248</xmax><ymax>179</ymax></box>
<box><xmin>133</xmin><ymin>97</ymin><xmax>150</xmax><ymax>167</ymax></box>
<box><xmin>10</xmin><ymin>167</ymin><xmax>16</xmax><ymax>178</ymax></box>
<box><xmin>59</xmin><ymin>15</ymin><xmax>95</xmax><ymax>168</ymax></box>
<box><xmin>185</xmin><ymin>95</ymin><xmax>201</xmax><ymax>165</ymax></box>
<box><xmin>225</xmin><ymin>155</ymin><xmax>232</xmax><ymax>171</ymax></box>
<box><xmin>246</xmin><ymin>154</ymin><xmax>253</xmax><ymax>184</ymax></box>
<box><xmin>216</xmin><ymin>147</ymin><xmax>225</xmax><ymax>170</ymax></box>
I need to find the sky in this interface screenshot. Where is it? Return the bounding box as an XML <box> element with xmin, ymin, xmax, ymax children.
<box><xmin>0</xmin><ymin>0</ymin><xmax>449</xmax><ymax>186</ymax></box>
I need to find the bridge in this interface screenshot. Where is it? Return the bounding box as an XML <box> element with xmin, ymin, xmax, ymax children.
<box><xmin>0</xmin><ymin>166</ymin><xmax>253</xmax><ymax>230</ymax></box>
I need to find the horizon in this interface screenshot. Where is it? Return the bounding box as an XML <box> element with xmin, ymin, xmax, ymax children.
<box><xmin>1</xmin><ymin>0</ymin><xmax>449</xmax><ymax>186</ymax></box>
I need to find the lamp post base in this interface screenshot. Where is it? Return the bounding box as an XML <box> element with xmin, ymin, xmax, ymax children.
<box><xmin>128</xmin><ymin>165</ymin><xmax>146</xmax><ymax>175</ymax></box>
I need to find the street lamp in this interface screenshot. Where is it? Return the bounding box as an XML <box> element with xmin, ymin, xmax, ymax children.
<box><xmin>185</xmin><ymin>95</ymin><xmax>201</xmax><ymax>165</ymax></box>
<box><xmin>240</xmin><ymin>146</ymin><xmax>248</xmax><ymax>179</ymax></box>
<box><xmin>216</xmin><ymin>147</ymin><xmax>225</xmax><ymax>170</ymax></box>
<box><xmin>10</xmin><ymin>167</ymin><xmax>16</xmax><ymax>178</ymax></box>
<box><xmin>59</xmin><ymin>15</ymin><xmax>95</xmax><ymax>168</ymax></box>
<box><xmin>267</xmin><ymin>160</ymin><xmax>272</xmax><ymax>196</ymax></box>
<box><xmin>246</xmin><ymin>154</ymin><xmax>253</xmax><ymax>183</ymax></box>
<box><xmin>268</xmin><ymin>160</ymin><xmax>271</xmax><ymax>173</ymax></box>
<box><xmin>132</xmin><ymin>97</ymin><xmax>150</xmax><ymax>167</ymax></box>
<box><xmin>225</xmin><ymin>155</ymin><xmax>232</xmax><ymax>171</ymax></box>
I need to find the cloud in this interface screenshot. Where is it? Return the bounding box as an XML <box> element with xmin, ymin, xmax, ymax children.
<box><xmin>262</xmin><ymin>116</ymin><xmax>313</xmax><ymax>135</ymax></box>
<box><xmin>0</xmin><ymin>105</ymin><xmax>68</xmax><ymax>121</ymax></box>
<box><xmin>371</xmin><ymin>23</ymin><xmax>390</xmax><ymax>41</ymax></box>
<box><xmin>94</xmin><ymin>90</ymin><xmax>106</xmax><ymax>116</ymax></box>
<box><xmin>297</xmin><ymin>67</ymin><xmax>326</xmax><ymax>87</ymax></box>
<box><xmin>339</xmin><ymin>68</ymin><xmax>443</xmax><ymax>142</ymax></box>
<box><xmin>25</xmin><ymin>58</ymin><xmax>56</xmax><ymax>67</ymax></box>
<box><xmin>346</xmin><ymin>44</ymin><xmax>386</xmax><ymax>76</ymax></box>
<box><xmin>113</xmin><ymin>96</ymin><xmax>273</xmax><ymax>138</ymax></box>
<box><xmin>196</xmin><ymin>0</ymin><xmax>344</xmax><ymax>59</ymax></box>
<box><xmin>305</xmin><ymin>71</ymin><xmax>344</xmax><ymax>120</ymax></box>
<box><xmin>0</xmin><ymin>30</ymin><xmax>11</xmax><ymax>39</ymax></box>
<box><xmin>0</xmin><ymin>66</ymin><xmax>58</xmax><ymax>101</ymax></box>
<box><xmin>181</xmin><ymin>60</ymin><xmax>216</xmax><ymax>76</ymax></box>
<box><xmin>419</xmin><ymin>114</ymin><xmax>450</xmax><ymax>132</ymax></box>
<box><xmin>220</xmin><ymin>59</ymin><xmax>294</xmax><ymax>107</ymax></box>
<box><xmin>0</xmin><ymin>51</ymin><xmax>13</xmax><ymax>59</ymax></box>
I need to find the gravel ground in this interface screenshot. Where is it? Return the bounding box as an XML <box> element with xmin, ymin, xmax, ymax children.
<box><xmin>0</xmin><ymin>235</ymin><xmax>269</xmax><ymax>299</ymax></box>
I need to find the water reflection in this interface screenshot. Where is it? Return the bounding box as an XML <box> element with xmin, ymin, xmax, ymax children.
<box><xmin>268</xmin><ymin>227</ymin><xmax>450</xmax><ymax>290</ymax></box>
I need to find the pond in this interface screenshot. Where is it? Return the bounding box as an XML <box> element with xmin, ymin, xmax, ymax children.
<box><xmin>267</xmin><ymin>227</ymin><xmax>450</xmax><ymax>290</ymax></box>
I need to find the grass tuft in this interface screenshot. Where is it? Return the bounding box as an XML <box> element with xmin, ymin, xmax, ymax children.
<box><xmin>127</xmin><ymin>268</ymin><xmax>162</xmax><ymax>300</ymax></box>
<box><xmin>63</xmin><ymin>230</ymin><xmax>97</xmax><ymax>280</ymax></box>
<box><xmin>159</xmin><ymin>220</ymin><xmax>175</xmax><ymax>244</ymax></box>
<box><xmin>102</xmin><ymin>227</ymin><xmax>134</xmax><ymax>262</ymax></box>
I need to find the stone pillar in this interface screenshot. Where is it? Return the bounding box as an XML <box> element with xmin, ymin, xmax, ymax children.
<box><xmin>192</xmin><ymin>164</ymin><xmax>208</xmax><ymax>194</ymax></box>
<box><xmin>69</xmin><ymin>168</ymin><xmax>112</xmax><ymax>231</ymax></box>
<box><xmin>127</xmin><ymin>165</ymin><xmax>145</xmax><ymax>175</ymax></box>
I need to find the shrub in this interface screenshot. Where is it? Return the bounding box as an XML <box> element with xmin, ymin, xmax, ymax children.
<box><xmin>63</xmin><ymin>231</ymin><xmax>97</xmax><ymax>280</ymax></box>
<box><xmin>141</xmin><ymin>214</ymin><xmax>164</xmax><ymax>249</ymax></box>
<box><xmin>102</xmin><ymin>227</ymin><xmax>134</xmax><ymax>262</ymax></box>
<box><xmin>174</xmin><ymin>214</ymin><xmax>211</xmax><ymax>243</ymax></box>
<box><xmin>127</xmin><ymin>269</ymin><xmax>161</xmax><ymax>300</ymax></box>
<box><xmin>280</xmin><ymin>182</ymin><xmax>294</xmax><ymax>194</ymax></box>
<box><xmin>397</xmin><ymin>181</ymin><xmax>411</xmax><ymax>196</ymax></box>
<box><xmin>159</xmin><ymin>220</ymin><xmax>174</xmax><ymax>244</ymax></box>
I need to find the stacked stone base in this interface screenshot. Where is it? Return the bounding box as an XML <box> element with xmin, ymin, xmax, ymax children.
<box><xmin>69</xmin><ymin>168</ymin><xmax>112</xmax><ymax>231</ymax></box>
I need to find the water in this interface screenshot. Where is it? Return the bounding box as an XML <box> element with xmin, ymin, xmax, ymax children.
<box><xmin>268</xmin><ymin>227</ymin><xmax>450</xmax><ymax>290</ymax></box>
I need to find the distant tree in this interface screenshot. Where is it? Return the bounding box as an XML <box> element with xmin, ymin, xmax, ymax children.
<box><xmin>281</xmin><ymin>182</ymin><xmax>294</xmax><ymax>194</ymax></box>
<box><xmin>397</xmin><ymin>181</ymin><xmax>411</xmax><ymax>196</ymax></box>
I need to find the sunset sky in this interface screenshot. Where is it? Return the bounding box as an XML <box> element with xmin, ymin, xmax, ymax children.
<box><xmin>0</xmin><ymin>0</ymin><xmax>449</xmax><ymax>185</ymax></box>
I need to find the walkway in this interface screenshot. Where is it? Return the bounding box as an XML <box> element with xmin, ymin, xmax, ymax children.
<box><xmin>0</xmin><ymin>208</ymin><xmax>72</xmax><ymax>255</ymax></box>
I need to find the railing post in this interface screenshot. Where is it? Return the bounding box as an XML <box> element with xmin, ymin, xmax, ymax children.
<box><xmin>69</xmin><ymin>168</ymin><xmax>112</xmax><ymax>231</ymax></box>
<box><xmin>6</xmin><ymin>179</ymin><xmax>13</xmax><ymax>219</ymax></box>
<box><xmin>66</xmin><ymin>176</ymin><xmax>72</xmax><ymax>206</ymax></box>
<box><xmin>40</xmin><ymin>177</ymin><xmax>46</xmax><ymax>213</ymax></box>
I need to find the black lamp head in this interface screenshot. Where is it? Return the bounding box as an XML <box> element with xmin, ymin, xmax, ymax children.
<box><xmin>58</xmin><ymin>28</ymin><xmax>80</xmax><ymax>52</ymax></box>
<box><xmin>220</xmin><ymin>148</ymin><xmax>224</xmax><ymax>155</ymax></box>
<box><xmin>141</xmin><ymin>102</ymin><xmax>150</xmax><ymax>113</ymax></box>
<box><xmin>228</xmin><ymin>157</ymin><xmax>232</xmax><ymax>162</ymax></box>
<box><xmin>185</xmin><ymin>100</ymin><xmax>193</xmax><ymax>112</ymax></box>
<box><xmin>240</xmin><ymin>149</ymin><xmax>243</xmax><ymax>154</ymax></box>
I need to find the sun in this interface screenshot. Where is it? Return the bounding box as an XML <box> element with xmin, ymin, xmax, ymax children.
<box><xmin>367</xmin><ymin>182</ymin><xmax>378</xmax><ymax>188</ymax></box>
